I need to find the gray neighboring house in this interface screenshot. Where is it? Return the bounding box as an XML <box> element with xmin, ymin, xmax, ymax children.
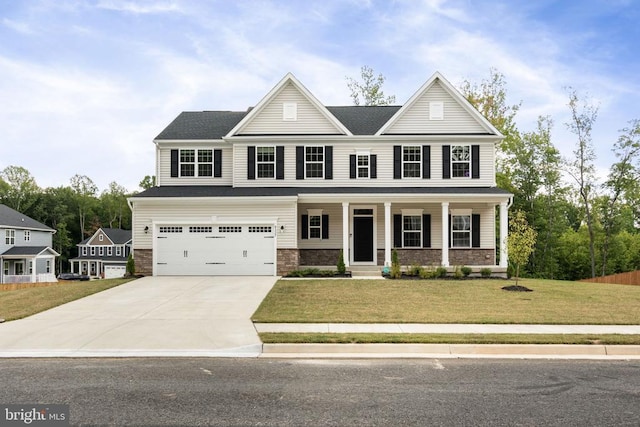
<box><xmin>69</xmin><ymin>228</ymin><xmax>132</xmax><ymax>279</ymax></box>
<box><xmin>0</xmin><ymin>204</ymin><xmax>59</xmax><ymax>284</ymax></box>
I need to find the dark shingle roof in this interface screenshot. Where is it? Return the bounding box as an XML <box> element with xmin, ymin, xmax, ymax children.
<box><xmin>79</xmin><ymin>228</ymin><xmax>131</xmax><ymax>245</ymax></box>
<box><xmin>131</xmin><ymin>186</ymin><xmax>512</xmax><ymax>198</ymax></box>
<box><xmin>1</xmin><ymin>246</ymin><xmax>51</xmax><ymax>256</ymax></box>
<box><xmin>0</xmin><ymin>204</ymin><xmax>53</xmax><ymax>231</ymax></box>
<box><xmin>326</xmin><ymin>106</ymin><xmax>401</xmax><ymax>135</ymax></box>
<box><xmin>154</xmin><ymin>106</ymin><xmax>404</xmax><ymax>140</ymax></box>
<box><xmin>155</xmin><ymin>111</ymin><xmax>249</xmax><ymax>140</ymax></box>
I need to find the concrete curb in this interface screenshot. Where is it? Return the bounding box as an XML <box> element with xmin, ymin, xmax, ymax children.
<box><xmin>260</xmin><ymin>343</ymin><xmax>640</xmax><ymax>360</ymax></box>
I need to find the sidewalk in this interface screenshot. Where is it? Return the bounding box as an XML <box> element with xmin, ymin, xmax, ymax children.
<box><xmin>255</xmin><ymin>323</ymin><xmax>640</xmax><ymax>360</ymax></box>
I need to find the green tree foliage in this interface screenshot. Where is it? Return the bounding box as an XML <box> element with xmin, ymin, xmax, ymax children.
<box><xmin>101</xmin><ymin>181</ymin><xmax>130</xmax><ymax>229</ymax></box>
<box><xmin>507</xmin><ymin>210</ymin><xmax>537</xmax><ymax>286</ymax></box>
<box><xmin>0</xmin><ymin>165</ymin><xmax>40</xmax><ymax>213</ymax></box>
<box><xmin>139</xmin><ymin>175</ymin><xmax>156</xmax><ymax>190</ymax></box>
<box><xmin>346</xmin><ymin>65</ymin><xmax>396</xmax><ymax>106</ymax></box>
<box><xmin>70</xmin><ymin>174</ymin><xmax>98</xmax><ymax>238</ymax></box>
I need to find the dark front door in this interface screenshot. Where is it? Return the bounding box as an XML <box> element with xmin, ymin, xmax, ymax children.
<box><xmin>353</xmin><ymin>216</ymin><xmax>374</xmax><ymax>262</ymax></box>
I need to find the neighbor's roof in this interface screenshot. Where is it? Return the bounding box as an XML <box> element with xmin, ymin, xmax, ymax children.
<box><xmin>131</xmin><ymin>185</ymin><xmax>512</xmax><ymax>198</ymax></box>
<box><xmin>79</xmin><ymin>228</ymin><xmax>132</xmax><ymax>245</ymax></box>
<box><xmin>1</xmin><ymin>246</ymin><xmax>59</xmax><ymax>257</ymax></box>
<box><xmin>0</xmin><ymin>204</ymin><xmax>54</xmax><ymax>232</ymax></box>
<box><xmin>154</xmin><ymin>106</ymin><xmax>404</xmax><ymax>140</ymax></box>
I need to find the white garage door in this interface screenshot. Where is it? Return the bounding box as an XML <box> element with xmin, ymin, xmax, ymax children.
<box><xmin>155</xmin><ymin>224</ymin><xmax>275</xmax><ymax>276</ymax></box>
<box><xmin>104</xmin><ymin>265</ymin><xmax>126</xmax><ymax>279</ymax></box>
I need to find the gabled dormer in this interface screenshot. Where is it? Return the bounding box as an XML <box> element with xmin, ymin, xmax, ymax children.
<box><xmin>226</xmin><ymin>73</ymin><xmax>352</xmax><ymax>136</ymax></box>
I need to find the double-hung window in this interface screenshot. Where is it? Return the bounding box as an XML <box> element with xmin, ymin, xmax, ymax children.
<box><xmin>309</xmin><ymin>215</ymin><xmax>322</xmax><ymax>238</ymax></box>
<box><xmin>403</xmin><ymin>215</ymin><xmax>422</xmax><ymax>248</ymax></box>
<box><xmin>256</xmin><ymin>147</ymin><xmax>275</xmax><ymax>178</ymax></box>
<box><xmin>357</xmin><ymin>154</ymin><xmax>370</xmax><ymax>178</ymax></box>
<box><xmin>179</xmin><ymin>149</ymin><xmax>213</xmax><ymax>177</ymax></box>
<box><xmin>451</xmin><ymin>215</ymin><xmax>471</xmax><ymax>247</ymax></box>
<box><xmin>403</xmin><ymin>146</ymin><xmax>421</xmax><ymax>178</ymax></box>
<box><xmin>24</xmin><ymin>230</ymin><xmax>30</xmax><ymax>242</ymax></box>
<box><xmin>116</xmin><ymin>246</ymin><xmax>122</xmax><ymax>256</ymax></box>
<box><xmin>107</xmin><ymin>247</ymin><xmax>113</xmax><ymax>256</ymax></box>
<box><xmin>82</xmin><ymin>247</ymin><xmax>87</xmax><ymax>256</ymax></box>
<box><xmin>451</xmin><ymin>145</ymin><xmax>471</xmax><ymax>178</ymax></box>
<box><xmin>5</xmin><ymin>229</ymin><xmax>14</xmax><ymax>245</ymax></box>
<box><xmin>305</xmin><ymin>146</ymin><xmax>324</xmax><ymax>178</ymax></box>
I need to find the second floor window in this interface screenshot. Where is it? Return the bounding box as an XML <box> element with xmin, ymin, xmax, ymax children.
<box><xmin>24</xmin><ymin>230</ymin><xmax>30</xmax><ymax>242</ymax></box>
<box><xmin>5</xmin><ymin>229</ymin><xmax>14</xmax><ymax>245</ymax></box>
<box><xmin>451</xmin><ymin>145</ymin><xmax>470</xmax><ymax>178</ymax></box>
<box><xmin>305</xmin><ymin>146</ymin><xmax>324</xmax><ymax>178</ymax></box>
<box><xmin>90</xmin><ymin>247</ymin><xmax>95</xmax><ymax>256</ymax></box>
<box><xmin>107</xmin><ymin>247</ymin><xmax>113</xmax><ymax>256</ymax></box>
<box><xmin>180</xmin><ymin>149</ymin><xmax>213</xmax><ymax>177</ymax></box>
<box><xmin>357</xmin><ymin>154</ymin><xmax>370</xmax><ymax>178</ymax></box>
<box><xmin>82</xmin><ymin>247</ymin><xmax>87</xmax><ymax>256</ymax></box>
<box><xmin>256</xmin><ymin>147</ymin><xmax>275</xmax><ymax>178</ymax></box>
<box><xmin>116</xmin><ymin>246</ymin><xmax>122</xmax><ymax>256</ymax></box>
<box><xmin>403</xmin><ymin>146</ymin><xmax>421</xmax><ymax>178</ymax></box>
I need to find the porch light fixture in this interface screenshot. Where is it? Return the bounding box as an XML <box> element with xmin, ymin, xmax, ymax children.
<box><xmin>144</xmin><ymin>226</ymin><xmax>149</xmax><ymax>234</ymax></box>
<box><xmin>280</xmin><ymin>225</ymin><xmax>285</xmax><ymax>233</ymax></box>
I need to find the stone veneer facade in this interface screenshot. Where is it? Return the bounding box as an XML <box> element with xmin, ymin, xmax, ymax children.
<box><xmin>133</xmin><ymin>249</ymin><xmax>153</xmax><ymax>276</ymax></box>
<box><xmin>277</xmin><ymin>249</ymin><xmax>299</xmax><ymax>276</ymax></box>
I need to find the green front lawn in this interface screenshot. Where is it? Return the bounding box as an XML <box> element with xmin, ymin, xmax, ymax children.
<box><xmin>252</xmin><ymin>278</ymin><xmax>640</xmax><ymax>324</ymax></box>
<box><xmin>0</xmin><ymin>278</ymin><xmax>135</xmax><ymax>321</ymax></box>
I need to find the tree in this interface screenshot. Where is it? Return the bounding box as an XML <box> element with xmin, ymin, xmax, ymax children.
<box><xmin>565</xmin><ymin>88</ymin><xmax>599</xmax><ymax>278</ymax></box>
<box><xmin>70</xmin><ymin>174</ymin><xmax>98</xmax><ymax>238</ymax></box>
<box><xmin>139</xmin><ymin>175</ymin><xmax>156</xmax><ymax>190</ymax></box>
<box><xmin>101</xmin><ymin>182</ymin><xmax>129</xmax><ymax>228</ymax></box>
<box><xmin>507</xmin><ymin>210</ymin><xmax>537</xmax><ymax>286</ymax></box>
<box><xmin>600</xmin><ymin>120</ymin><xmax>640</xmax><ymax>275</ymax></box>
<box><xmin>346</xmin><ymin>65</ymin><xmax>396</xmax><ymax>106</ymax></box>
<box><xmin>0</xmin><ymin>165</ymin><xmax>40</xmax><ymax>213</ymax></box>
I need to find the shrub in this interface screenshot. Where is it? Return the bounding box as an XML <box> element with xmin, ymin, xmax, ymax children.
<box><xmin>407</xmin><ymin>263</ymin><xmax>422</xmax><ymax>276</ymax></box>
<box><xmin>419</xmin><ymin>266</ymin><xmax>435</xmax><ymax>279</ymax></box>
<box><xmin>453</xmin><ymin>266</ymin><xmax>464</xmax><ymax>279</ymax></box>
<box><xmin>435</xmin><ymin>266</ymin><xmax>448</xmax><ymax>278</ymax></box>
<box><xmin>337</xmin><ymin>250</ymin><xmax>346</xmax><ymax>275</ymax></box>
<box><xmin>390</xmin><ymin>249</ymin><xmax>402</xmax><ymax>279</ymax></box>
<box><xmin>480</xmin><ymin>268</ymin><xmax>492</xmax><ymax>278</ymax></box>
<box><xmin>126</xmin><ymin>254</ymin><xmax>135</xmax><ymax>276</ymax></box>
<box><xmin>461</xmin><ymin>266</ymin><xmax>473</xmax><ymax>277</ymax></box>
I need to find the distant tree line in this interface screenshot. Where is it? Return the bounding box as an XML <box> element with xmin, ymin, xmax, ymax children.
<box><xmin>0</xmin><ymin>168</ymin><xmax>155</xmax><ymax>273</ymax></box>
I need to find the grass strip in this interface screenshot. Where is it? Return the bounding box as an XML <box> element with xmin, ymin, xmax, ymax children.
<box><xmin>0</xmin><ymin>278</ymin><xmax>135</xmax><ymax>321</ymax></box>
<box><xmin>259</xmin><ymin>333</ymin><xmax>640</xmax><ymax>345</ymax></box>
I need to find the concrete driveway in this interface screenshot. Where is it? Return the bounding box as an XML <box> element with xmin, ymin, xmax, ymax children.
<box><xmin>0</xmin><ymin>276</ymin><xmax>278</xmax><ymax>357</ymax></box>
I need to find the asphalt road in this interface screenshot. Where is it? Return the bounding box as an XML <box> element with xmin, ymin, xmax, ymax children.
<box><xmin>1</xmin><ymin>358</ymin><xmax>638</xmax><ymax>426</ymax></box>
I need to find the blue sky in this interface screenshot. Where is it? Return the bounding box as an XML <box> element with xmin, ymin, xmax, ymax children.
<box><xmin>1</xmin><ymin>0</ymin><xmax>639</xmax><ymax>192</ymax></box>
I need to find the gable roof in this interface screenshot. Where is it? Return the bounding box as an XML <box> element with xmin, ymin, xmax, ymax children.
<box><xmin>376</xmin><ymin>71</ymin><xmax>503</xmax><ymax>136</ymax></box>
<box><xmin>326</xmin><ymin>106</ymin><xmax>401</xmax><ymax>135</ymax></box>
<box><xmin>1</xmin><ymin>246</ymin><xmax>60</xmax><ymax>257</ymax></box>
<box><xmin>80</xmin><ymin>228</ymin><xmax>132</xmax><ymax>245</ymax></box>
<box><xmin>226</xmin><ymin>73</ymin><xmax>353</xmax><ymax>137</ymax></box>
<box><xmin>155</xmin><ymin>111</ymin><xmax>248</xmax><ymax>140</ymax></box>
<box><xmin>0</xmin><ymin>204</ymin><xmax>54</xmax><ymax>232</ymax></box>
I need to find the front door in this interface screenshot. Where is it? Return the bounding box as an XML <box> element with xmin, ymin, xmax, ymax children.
<box><xmin>353</xmin><ymin>216</ymin><xmax>374</xmax><ymax>262</ymax></box>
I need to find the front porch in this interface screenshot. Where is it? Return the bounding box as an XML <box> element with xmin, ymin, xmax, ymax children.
<box><xmin>1</xmin><ymin>247</ymin><xmax>59</xmax><ymax>284</ymax></box>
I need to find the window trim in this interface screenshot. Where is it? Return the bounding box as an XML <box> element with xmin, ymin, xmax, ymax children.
<box><xmin>256</xmin><ymin>146</ymin><xmax>276</xmax><ymax>179</ymax></box>
<box><xmin>401</xmin><ymin>209</ymin><xmax>423</xmax><ymax>248</ymax></box>
<box><xmin>179</xmin><ymin>149</ymin><xmax>214</xmax><ymax>178</ymax></box>
<box><xmin>451</xmin><ymin>145</ymin><xmax>471</xmax><ymax>178</ymax></box>
<box><xmin>24</xmin><ymin>230</ymin><xmax>30</xmax><ymax>242</ymax></box>
<box><xmin>402</xmin><ymin>145</ymin><xmax>422</xmax><ymax>178</ymax></box>
<box><xmin>82</xmin><ymin>246</ymin><xmax>87</xmax><ymax>256</ymax></box>
<box><xmin>307</xmin><ymin>209</ymin><xmax>323</xmax><ymax>239</ymax></box>
<box><xmin>116</xmin><ymin>246</ymin><xmax>122</xmax><ymax>257</ymax></box>
<box><xmin>107</xmin><ymin>247</ymin><xmax>113</xmax><ymax>256</ymax></box>
<box><xmin>451</xmin><ymin>210</ymin><xmax>472</xmax><ymax>248</ymax></box>
<box><xmin>90</xmin><ymin>247</ymin><xmax>95</xmax><ymax>256</ymax></box>
<box><xmin>305</xmin><ymin>146</ymin><xmax>325</xmax><ymax>179</ymax></box>
<box><xmin>5</xmin><ymin>229</ymin><xmax>15</xmax><ymax>245</ymax></box>
<box><xmin>356</xmin><ymin>152</ymin><xmax>370</xmax><ymax>179</ymax></box>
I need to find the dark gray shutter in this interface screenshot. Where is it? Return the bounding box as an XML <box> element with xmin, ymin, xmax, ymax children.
<box><xmin>301</xmin><ymin>215</ymin><xmax>308</xmax><ymax>239</ymax></box>
<box><xmin>170</xmin><ymin>149</ymin><xmax>179</xmax><ymax>177</ymax></box>
<box><xmin>472</xmin><ymin>214</ymin><xmax>481</xmax><ymax>247</ymax></box>
<box><xmin>448</xmin><ymin>214</ymin><xmax>451</xmax><ymax>248</ymax></box>
<box><xmin>213</xmin><ymin>149</ymin><xmax>222</xmax><ymax>178</ymax></box>
<box><xmin>322</xmin><ymin>214</ymin><xmax>329</xmax><ymax>239</ymax></box>
<box><xmin>324</xmin><ymin>146</ymin><xmax>333</xmax><ymax>179</ymax></box>
<box><xmin>393</xmin><ymin>214</ymin><xmax>402</xmax><ymax>247</ymax></box>
<box><xmin>393</xmin><ymin>146</ymin><xmax>402</xmax><ymax>179</ymax></box>
<box><xmin>349</xmin><ymin>155</ymin><xmax>356</xmax><ymax>179</ymax></box>
<box><xmin>276</xmin><ymin>146</ymin><xmax>285</xmax><ymax>180</ymax></box>
<box><xmin>422</xmin><ymin>145</ymin><xmax>431</xmax><ymax>179</ymax></box>
<box><xmin>371</xmin><ymin>154</ymin><xmax>377</xmax><ymax>179</ymax></box>
<box><xmin>247</xmin><ymin>146</ymin><xmax>255</xmax><ymax>180</ymax></box>
<box><xmin>442</xmin><ymin>145</ymin><xmax>450</xmax><ymax>179</ymax></box>
<box><xmin>296</xmin><ymin>146</ymin><xmax>304</xmax><ymax>180</ymax></box>
<box><xmin>422</xmin><ymin>214</ymin><xmax>431</xmax><ymax>248</ymax></box>
<box><xmin>471</xmin><ymin>145</ymin><xmax>480</xmax><ymax>179</ymax></box>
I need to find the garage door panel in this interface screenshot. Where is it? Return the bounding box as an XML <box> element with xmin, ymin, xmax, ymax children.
<box><xmin>155</xmin><ymin>224</ymin><xmax>275</xmax><ymax>276</ymax></box>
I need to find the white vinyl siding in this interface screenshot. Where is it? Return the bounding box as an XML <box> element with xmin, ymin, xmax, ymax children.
<box><xmin>131</xmin><ymin>198</ymin><xmax>297</xmax><ymax>250</ymax></box>
<box><xmin>384</xmin><ymin>80</ymin><xmax>488</xmax><ymax>134</ymax></box>
<box><xmin>233</xmin><ymin>141</ymin><xmax>495</xmax><ymax>187</ymax></box>
<box><xmin>157</xmin><ymin>144</ymin><xmax>232</xmax><ymax>186</ymax></box>
<box><xmin>239</xmin><ymin>82</ymin><xmax>343</xmax><ymax>135</ymax></box>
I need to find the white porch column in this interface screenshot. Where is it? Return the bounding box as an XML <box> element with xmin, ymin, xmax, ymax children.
<box><xmin>342</xmin><ymin>202</ymin><xmax>350</xmax><ymax>267</ymax></box>
<box><xmin>441</xmin><ymin>202</ymin><xmax>449</xmax><ymax>267</ymax></box>
<box><xmin>499</xmin><ymin>201</ymin><xmax>509</xmax><ymax>268</ymax></box>
<box><xmin>384</xmin><ymin>202</ymin><xmax>392</xmax><ymax>266</ymax></box>
<box><xmin>30</xmin><ymin>258</ymin><xmax>36</xmax><ymax>283</ymax></box>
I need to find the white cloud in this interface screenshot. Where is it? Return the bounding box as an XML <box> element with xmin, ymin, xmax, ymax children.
<box><xmin>2</xmin><ymin>18</ymin><xmax>35</xmax><ymax>34</ymax></box>
<box><xmin>95</xmin><ymin>0</ymin><xmax>181</xmax><ymax>14</ymax></box>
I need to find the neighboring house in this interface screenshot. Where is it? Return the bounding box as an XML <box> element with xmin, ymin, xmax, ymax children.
<box><xmin>128</xmin><ymin>72</ymin><xmax>513</xmax><ymax>277</ymax></box>
<box><xmin>0</xmin><ymin>204</ymin><xmax>59</xmax><ymax>284</ymax></box>
<box><xmin>70</xmin><ymin>228</ymin><xmax>132</xmax><ymax>279</ymax></box>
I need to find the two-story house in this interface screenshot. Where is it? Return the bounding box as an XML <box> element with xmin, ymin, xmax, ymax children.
<box><xmin>69</xmin><ymin>228</ymin><xmax>132</xmax><ymax>279</ymax></box>
<box><xmin>0</xmin><ymin>204</ymin><xmax>59</xmax><ymax>284</ymax></box>
<box><xmin>128</xmin><ymin>72</ymin><xmax>513</xmax><ymax>277</ymax></box>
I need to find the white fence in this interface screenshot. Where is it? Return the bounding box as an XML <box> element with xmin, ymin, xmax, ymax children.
<box><xmin>2</xmin><ymin>273</ymin><xmax>58</xmax><ymax>284</ymax></box>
